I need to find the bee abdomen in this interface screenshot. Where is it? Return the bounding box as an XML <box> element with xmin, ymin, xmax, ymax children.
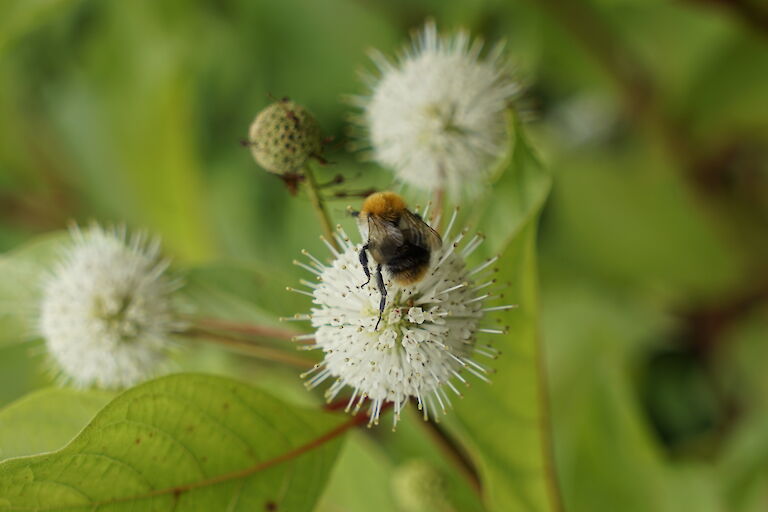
<box><xmin>387</xmin><ymin>244</ymin><xmax>431</xmax><ymax>284</ymax></box>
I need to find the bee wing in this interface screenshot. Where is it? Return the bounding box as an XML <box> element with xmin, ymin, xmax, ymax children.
<box><xmin>399</xmin><ymin>210</ymin><xmax>442</xmax><ymax>250</ymax></box>
<box><xmin>367</xmin><ymin>214</ymin><xmax>405</xmax><ymax>247</ymax></box>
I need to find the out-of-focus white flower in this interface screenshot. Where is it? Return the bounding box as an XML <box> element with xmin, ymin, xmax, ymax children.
<box><xmin>392</xmin><ymin>459</ymin><xmax>455</xmax><ymax>512</ymax></box>
<box><xmin>290</xmin><ymin>210</ymin><xmax>512</xmax><ymax>428</ymax></box>
<box><xmin>355</xmin><ymin>20</ymin><xmax>519</xmax><ymax>195</ymax></box>
<box><xmin>553</xmin><ymin>93</ymin><xmax>617</xmax><ymax>148</ymax></box>
<box><xmin>39</xmin><ymin>225</ymin><xmax>182</xmax><ymax>389</ymax></box>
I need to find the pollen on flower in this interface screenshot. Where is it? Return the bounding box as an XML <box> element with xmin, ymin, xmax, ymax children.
<box><xmin>354</xmin><ymin>20</ymin><xmax>520</xmax><ymax>195</ymax></box>
<box><xmin>38</xmin><ymin>224</ymin><xmax>182</xmax><ymax>389</ymax></box>
<box><xmin>291</xmin><ymin>209</ymin><xmax>510</xmax><ymax>428</ymax></box>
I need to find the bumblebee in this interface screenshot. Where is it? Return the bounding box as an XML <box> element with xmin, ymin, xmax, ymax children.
<box><xmin>352</xmin><ymin>192</ymin><xmax>442</xmax><ymax>330</ymax></box>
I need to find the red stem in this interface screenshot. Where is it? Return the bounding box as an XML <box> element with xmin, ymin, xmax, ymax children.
<box><xmin>191</xmin><ymin>317</ymin><xmax>298</xmax><ymax>341</ymax></box>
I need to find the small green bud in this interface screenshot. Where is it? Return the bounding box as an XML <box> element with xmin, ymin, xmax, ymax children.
<box><xmin>392</xmin><ymin>459</ymin><xmax>455</xmax><ymax>512</ymax></box>
<box><xmin>247</xmin><ymin>100</ymin><xmax>322</xmax><ymax>175</ymax></box>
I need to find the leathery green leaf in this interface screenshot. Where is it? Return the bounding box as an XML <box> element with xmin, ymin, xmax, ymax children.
<box><xmin>452</xmin><ymin>219</ymin><xmax>558</xmax><ymax>512</ymax></box>
<box><xmin>0</xmin><ymin>388</ymin><xmax>114</xmax><ymax>461</ymax></box>
<box><xmin>452</xmin><ymin>125</ymin><xmax>558</xmax><ymax>511</ymax></box>
<box><xmin>0</xmin><ymin>373</ymin><xmax>348</xmax><ymax>511</ymax></box>
<box><xmin>0</xmin><ymin>0</ymin><xmax>80</xmax><ymax>54</ymax></box>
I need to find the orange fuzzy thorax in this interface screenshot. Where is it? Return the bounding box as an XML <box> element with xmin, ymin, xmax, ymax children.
<box><xmin>361</xmin><ymin>192</ymin><xmax>406</xmax><ymax>218</ymax></box>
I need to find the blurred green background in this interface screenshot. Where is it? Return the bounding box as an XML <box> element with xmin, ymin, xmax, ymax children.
<box><xmin>1</xmin><ymin>0</ymin><xmax>767</xmax><ymax>511</ymax></box>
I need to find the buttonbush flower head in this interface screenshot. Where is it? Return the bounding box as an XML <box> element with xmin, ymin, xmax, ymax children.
<box><xmin>290</xmin><ymin>209</ymin><xmax>511</xmax><ymax>428</ymax></box>
<box><xmin>39</xmin><ymin>224</ymin><xmax>182</xmax><ymax>389</ymax></box>
<box><xmin>247</xmin><ymin>99</ymin><xmax>323</xmax><ymax>175</ymax></box>
<box><xmin>355</xmin><ymin>21</ymin><xmax>520</xmax><ymax>195</ymax></box>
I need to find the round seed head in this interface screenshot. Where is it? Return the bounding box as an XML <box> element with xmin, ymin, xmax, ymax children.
<box><xmin>248</xmin><ymin>100</ymin><xmax>322</xmax><ymax>175</ymax></box>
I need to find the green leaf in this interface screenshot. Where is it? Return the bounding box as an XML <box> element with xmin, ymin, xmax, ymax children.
<box><xmin>541</xmin><ymin>281</ymin><xmax>730</xmax><ymax>512</ymax></box>
<box><xmin>0</xmin><ymin>388</ymin><xmax>114</xmax><ymax>461</ymax></box>
<box><xmin>180</xmin><ymin>262</ymin><xmax>301</xmax><ymax>327</ymax></box>
<box><xmin>316</xmin><ymin>432</ymin><xmax>398</xmax><ymax>512</ymax></box>
<box><xmin>0</xmin><ymin>373</ymin><xmax>348</xmax><ymax>511</ymax></box>
<box><xmin>681</xmin><ymin>33</ymin><xmax>768</xmax><ymax>135</ymax></box>
<box><xmin>0</xmin><ymin>342</ymin><xmax>49</xmax><ymax>409</ymax></box>
<box><xmin>472</xmin><ymin>115</ymin><xmax>551</xmax><ymax>256</ymax></box>
<box><xmin>0</xmin><ymin>232</ymin><xmax>68</xmax><ymax>347</ymax></box>
<box><xmin>453</xmin><ymin>220</ymin><xmax>555</xmax><ymax>512</ymax></box>
<box><xmin>551</xmin><ymin>149</ymin><xmax>743</xmax><ymax>298</ymax></box>
<box><xmin>381</xmin><ymin>407</ymin><xmax>487</xmax><ymax>512</ymax></box>
<box><xmin>45</xmin><ymin>2</ymin><xmax>217</xmax><ymax>263</ymax></box>
<box><xmin>452</xmin><ymin>127</ymin><xmax>556</xmax><ymax>511</ymax></box>
<box><xmin>544</xmin><ymin>284</ymin><xmax>670</xmax><ymax>512</ymax></box>
<box><xmin>718</xmin><ymin>312</ymin><xmax>768</xmax><ymax>512</ymax></box>
<box><xmin>0</xmin><ymin>0</ymin><xmax>79</xmax><ymax>54</ymax></box>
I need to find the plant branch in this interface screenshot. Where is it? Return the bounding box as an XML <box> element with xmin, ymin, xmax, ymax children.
<box><xmin>530</xmin><ymin>0</ymin><xmax>768</xmax><ymax>278</ymax></box>
<box><xmin>528</xmin><ymin>0</ymin><xmax>768</xmax><ymax>208</ymax></box>
<box><xmin>535</xmin><ymin>327</ymin><xmax>566</xmax><ymax>512</ymax></box>
<box><xmin>683</xmin><ymin>0</ymin><xmax>768</xmax><ymax>37</ymax></box>
<box><xmin>531</xmin><ymin>0</ymin><xmax>657</xmax><ymax>114</ymax></box>
<box><xmin>528</xmin><ymin>0</ymin><xmax>708</xmax><ymax>170</ymax></box>
<box><xmin>182</xmin><ymin>328</ymin><xmax>315</xmax><ymax>369</ymax></box>
<box><xmin>325</xmin><ymin>187</ymin><xmax>378</xmax><ymax>200</ymax></box>
<box><xmin>190</xmin><ymin>316</ymin><xmax>298</xmax><ymax>341</ymax></box>
<box><xmin>431</xmin><ymin>186</ymin><xmax>446</xmax><ymax>233</ymax></box>
<box><xmin>677</xmin><ymin>277</ymin><xmax>768</xmax><ymax>353</ymax></box>
<box><xmin>410</xmin><ymin>404</ymin><xmax>482</xmax><ymax>498</ymax></box>
<box><xmin>303</xmin><ymin>163</ymin><xmax>339</xmax><ymax>250</ymax></box>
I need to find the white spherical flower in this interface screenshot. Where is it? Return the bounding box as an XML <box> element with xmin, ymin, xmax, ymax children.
<box><xmin>291</xmin><ymin>210</ymin><xmax>512</xmax><ymax>428</ymax></box>
<box><xmin>356</xmin><ymin>21</ymin><xmax>520</xmax><ymax>195</ymax></box>
<box><xmin>39</xmin><ymin>225</ymin><xmax>182</xmax><ymax>389</ymax></box>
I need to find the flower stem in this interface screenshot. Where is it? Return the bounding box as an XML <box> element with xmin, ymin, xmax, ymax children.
<box><xmin>431</xmin><ymin>185</ymin><xmax>446</xmax><ymax>233</ymax></box>
<box><xmin>303</xmin><ymin>163</ymin><xmax>339</xmax><ymax>250</ymax></box>
<box><xmin>535</xmin><ymin>330</ymin><xmax>565</xmax><ymax>512</ymax></box>
<box><xmin>190</xmin><ymin>316</ymin><xmax>298</xmax><ymax>341</ymax></box>
<box><xmin>684</xmin><ymin>0</ymin><xmax>768</xmax><ymax>36</ymax></box>
<box><xmin>410</xmin><ymin>403</ymin><xmax>482</xmax><ymax>498</ymax></box>
<box><xmin>181</xmin><ymin>328</ymin><xmax>316</xmax><ymax>369</ymax></box>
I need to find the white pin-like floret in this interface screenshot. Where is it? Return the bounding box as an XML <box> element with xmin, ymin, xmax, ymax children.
<box><xmin>39</xmin><ymin>225</ymin><xmax>182</xmax><ymax>389</ymax></box>
<box><xmin>356</xmin><ymin>20</ymin><xmax>520</xmax><ymax>195</ymax></box>
<box><xmin>293</xmin><ymin>216</ymin><xmax>511</xmax><ymax>428</ymax></box>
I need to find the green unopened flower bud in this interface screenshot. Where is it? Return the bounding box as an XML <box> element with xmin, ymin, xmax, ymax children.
<box><xmin>247</xmin><ymin>100</ymin><xmax>322</xmax><ymax>175</ymax></box>
<box><xmin>392</xmin><ymin>459</ymin><xmax>455</xmax><ymax>512</ymax></box>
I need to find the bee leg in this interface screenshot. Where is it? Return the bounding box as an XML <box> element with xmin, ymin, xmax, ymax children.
<box><xmin>358</xmin><ymin>244</ymin><xmax>372</xmax><ymax>287</ymax></box>
<box><xmin>375</xmin><ymin>264</ymin><xmax>387</xmax><ymax>330</ymax></box>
